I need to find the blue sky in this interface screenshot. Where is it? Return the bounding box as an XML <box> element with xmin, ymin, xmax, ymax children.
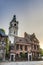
<box><xmin>0</xmin><ymin>0</ymin><xmax>43</xmax><ymax>48</ymax></box>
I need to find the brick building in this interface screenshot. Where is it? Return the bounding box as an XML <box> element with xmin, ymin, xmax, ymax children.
<box><xmin>9</xmin><ymin>15</ymin><xmax>40</xmax><ymax>61</ymax></box>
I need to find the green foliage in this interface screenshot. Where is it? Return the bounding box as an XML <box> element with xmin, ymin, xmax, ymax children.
<box><xmin>40</xmin><ymin>48</ymin><xmax>43</xmax><ymax>56</ymax></box>
<box><xmin>21</xmin><ymin>53</ymin><xmax>26</xmax><ymax>59</ymax></box>
<box><xmin>0</xmin><ymin>29</ymin><xmax>5</xmax><ymax>33</ymax></box>
<box><xmin>6</xmin><ymin>38</ymin><xmax>10</xmax><ymax>54</ymax></box>
<box><xmin>5</xmin><ymin>38</ymin><xmax>10</xmax><ymax>60</ymax></box>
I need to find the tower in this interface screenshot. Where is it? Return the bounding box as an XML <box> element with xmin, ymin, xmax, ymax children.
<box><xmin>9</xmin><ymin>15</ymin><xmax>18</xmax><ymax>43</ymax></box>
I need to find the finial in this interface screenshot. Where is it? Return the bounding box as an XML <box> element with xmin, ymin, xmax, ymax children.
<box><xmin>13</xmin><ymin>15</ymin><xmax>16</xmax><ymax>19</ymax></box>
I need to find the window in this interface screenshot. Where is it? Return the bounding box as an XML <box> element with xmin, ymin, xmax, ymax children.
<box><xmin>25</xmin><ymin>46</ymin><xmax>27</xmax><ymax>51</ymax></box>
<box><xmin>10</xmin><ymin>46</ymin><xmax>14</xmax><ymax>50</ymax></box>
<box><xmin>37</xmin><ymin>45</ymin><xmax>39</xmax><ymax>50</ymax></box>
<box><xmin>19</xmin><ymin>39</ymin><xmax>22</xmax><ymax>41</ymax></box>
<box><xmin>16</xmin><ymin>44</ymin><xmax>19</xmax><ymax>50</ymax></box>
<box><xmin>20</xmin><ymin>45</ymin><xmax>22</xmax><ymax>50</ymax></box>
<box><xmin>34</xmin><ymin>45</ymin><xmax>36</xmax><ymax>49</ymax></box>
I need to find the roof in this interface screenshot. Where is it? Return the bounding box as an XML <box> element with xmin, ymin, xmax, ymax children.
<box><xmin>10</xmin><ymin>15</ymin><xmax>18</xmax><ymax>24</ymax></box>
<box><xmin>15</xmin><ymin>36</ymin><xmax>27</xmax><ymax>43</ymax></box>
<box><xmin>24</xmin><ymin>32</ymin><xmax>39</xmax><ymax>43</ymax></box>
<box><xmin>14</xmin><ymin>32</ymin><xmax>39</xmax><ymax>44</ymax></box>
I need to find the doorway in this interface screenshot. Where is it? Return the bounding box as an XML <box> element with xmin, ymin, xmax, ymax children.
<box><xmin>29</xmin><ymin>55</ymin><xmax>31</xmax><ymax>61</ymax></box>
<box><xmin>11</xmin><ymin>55</ymin><xmax>14</xmax><ymax>61</ymax></box>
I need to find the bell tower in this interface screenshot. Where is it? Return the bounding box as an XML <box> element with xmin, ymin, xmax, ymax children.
<box><xmin>9</xmin><ymin>15</ymin><xmax>18</xmax><ymax>43</ymax></box>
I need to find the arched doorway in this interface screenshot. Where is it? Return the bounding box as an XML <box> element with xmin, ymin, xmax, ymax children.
<box><xmin>10</xmin><ymin>53</ymin><xmax>15</xmax><ymax>61</ymax></box>
<box><xmin>28</xmin><ymin>53</ymin><xmax>32</xmax><ymax>61</ymax></box>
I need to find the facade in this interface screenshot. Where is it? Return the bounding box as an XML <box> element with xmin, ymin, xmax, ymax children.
<box><xmin>0</xmin><ymin>15</ymin><xmax>40</xmax><ymax>61</ymax></box>
<box><xmin>0</xmin><ymin>29</ymin><xmax>8</xmax><ymax>61</ymax></box>
<box><xmin>9</xmin><ymin>15</ymin><xmax>40</xmax><ymax>61</ymax></box>
<box><xmin>14</xmin><ymin>32</ymin><xmax>40</xmax><ymax>61</ymax></box>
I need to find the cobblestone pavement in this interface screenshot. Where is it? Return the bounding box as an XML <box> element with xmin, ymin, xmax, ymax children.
<box><xmin>0</xmin><ymin>61</ymin><xmax>43</xmax><ymax>65</ymax></box>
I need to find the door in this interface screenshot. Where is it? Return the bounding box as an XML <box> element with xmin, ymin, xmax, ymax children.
<box><xmin>29</xmin><ymin>55</ymin><xmax>31</xmax><ymax>61</ymax></box>
<box><xmin>11</xmin><ymin>55</ymin><xmax>13</xmax><ymax>61</ymax></box>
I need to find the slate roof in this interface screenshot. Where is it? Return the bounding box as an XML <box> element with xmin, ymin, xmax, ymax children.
<box><xmin>15</xmin><ymin>36</ymin><xmax>27</xmax><ymax>43</ymax></box>
<box><xmin>14</xmin><ymin>32</ymin><xmax>39</xmax><ymax>44</ymax></box>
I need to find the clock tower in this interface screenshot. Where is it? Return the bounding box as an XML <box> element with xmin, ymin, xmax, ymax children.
<box><xmin>9</xmin><ymin>15</ymin><xmax>18</xmax><ymax>43</ymax></box>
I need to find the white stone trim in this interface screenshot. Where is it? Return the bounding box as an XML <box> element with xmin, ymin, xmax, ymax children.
<box><xmin>28</xmin><ymin>53</ymin><xmax>32</xmax><ymax>61</ymax></box>
<box><xmin>10</xmin><ymin>53</ymin><xmax>15</xmax><ymax>61</ymax></box>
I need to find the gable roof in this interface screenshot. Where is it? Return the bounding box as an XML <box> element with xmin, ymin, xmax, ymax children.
<box><xmin>24</xmin><ymin>32</ymin><xmax>39</xmax><ymax>43</ymax></box>
<box><xmin>14</xmin><ymin>32</ymin><xmax>39</xmax><ymax>44</ymax></box>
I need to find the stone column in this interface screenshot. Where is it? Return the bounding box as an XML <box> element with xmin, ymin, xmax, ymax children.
<box><xmin>28</xmin><ymin>53</ymin><xmax>32</xmax><ymax>61</ymax></box>
<box><xmin>3</xmin><ymin>50</ymin><xmax>6</xmax><ymax>61</ymax></box>
<box><xmin>23</xmin><ymin>45</ymin><xmax>25</xmax><ymax>52</ymax></box>
<box><xmin>31</xmin><ymin>53</ymin><xmax>32</xmax><ymax>61</ymax></box>
<box><xmin>19</xmin><ymin>45</ymin><xmax>20</xmax><ymax>51</ymax></box>
<box><xmin>28</xmin><ymin>53</ymin><xmax>29</xmax><ymax>61</ymax></box>
<box><xmin>13</xmin><ymin>54</ymin><xmax>15</xmax><ymax>61</ymax></box>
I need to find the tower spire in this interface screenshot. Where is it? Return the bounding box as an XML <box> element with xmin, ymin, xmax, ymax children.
<box><xmin>13</xmin><ymin>15</ymin><xmax>16</xmax><ymax>21</ymax></box>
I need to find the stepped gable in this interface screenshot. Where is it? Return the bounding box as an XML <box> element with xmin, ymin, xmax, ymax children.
<box><xmin>30</xmin><ymin>33</ymin><xmax>39</xmax><ymax>43</ymax></box>
<box><xmin>24</xmin><ymin>32</ymin><xmax>39</xmax><ymax>43</ymax></box>
<box><xmin>24</xmin><ymin>32</ymin><xmax>32</xmax><ymax>43</ymax></box>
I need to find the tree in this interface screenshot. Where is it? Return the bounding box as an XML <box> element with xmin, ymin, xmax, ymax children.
<box><xmin>5</xmin><ymin>38</ymin><xmax>10</xmax><ymax>59</ymax></box>
<box><xmin>0</xmin><ymin>28</ymin><xmax>5</xmax><ymax>34</ymax></box>
<box><xmin>40</xmin><ymin>48</ymin><xmax>43</xmax><ymax>56</ymax></box>
<box><xmin>20</xmin><ymin>53</ymin><xmax>26</xmax><ymax>60</ymax></box>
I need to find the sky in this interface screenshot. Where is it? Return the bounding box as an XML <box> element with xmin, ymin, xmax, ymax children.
<box><xmin>0</xmin><ymin>0</ymin><xmax>43</xmax><ymax>49</ymax></box>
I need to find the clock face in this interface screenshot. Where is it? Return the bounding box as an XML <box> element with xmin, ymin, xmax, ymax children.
<box><xmin>14</xmin><ymin>24</ymin><xmax>16</xmax><ymax>26</ymax></box>
<box><xmin>12</xmin><ymin>22</ymin><xmax>17</xmax><ymax>27</ymax></box>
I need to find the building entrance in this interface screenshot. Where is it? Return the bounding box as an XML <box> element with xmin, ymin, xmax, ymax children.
<box><xmin>29</xmin><ymin>55</ymin><xmax>31</xmax><ymax>61</ymax></box>
<box><xmin>10</xmin><ymin>53</ymin><xmax>15</xmax><ymax>61</ymax></box>
<box><xmin>11</xmin><ymin>55</ymin><xmax>13</xmax><ymax>61</ymax></box>
<box><xmin>28</xmin><ymin>53</ymin><xmax>32</xmax><ymax>61</ymax></box>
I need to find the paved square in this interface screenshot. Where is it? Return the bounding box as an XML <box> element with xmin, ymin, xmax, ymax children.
<box><xmin>0</xmin><ymin>61</ymin><xmax>43</xmax><ymax>65</ymax></box>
